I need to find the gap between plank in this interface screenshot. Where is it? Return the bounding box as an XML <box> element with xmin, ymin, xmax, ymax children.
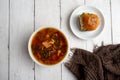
<box><xmin>109</xmin><ymin>0</ymin><xmax>113</xmax><ymax>44</ymax></box>
<box><xmin>84</xmin><ymin>0</ymin><xmax>88</xmax><ymax>50</ymax></box>
<box><xmin>34</xmin><ymin>0</ymin><xmax>36</xmax><ymax>80</ymax></box>
<box><xmin>59</xmin><ymin>0</ymin><xmax>62</xmax><ymax>80</ymax></box>
<box><xmin>8</xmin><ymin>0</ymin><xmax>11</xmax><ymax>80</ymax></box>
<box><xmin>59</xmin><ymin>0</ymin><xmax>62</xmax><ymax>29</ymax></box>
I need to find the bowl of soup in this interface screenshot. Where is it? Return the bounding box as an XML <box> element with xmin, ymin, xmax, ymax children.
<box><xmin>28</xmin><ymin>27</ymin><xmax>69</xmax><ymax>67</ymax></box>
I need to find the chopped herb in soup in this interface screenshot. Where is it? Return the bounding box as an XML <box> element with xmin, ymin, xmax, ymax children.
<box><xmin>31</xmin><ymin>28</ymin><xmax>68</xmax><ymax>65</ymax></box>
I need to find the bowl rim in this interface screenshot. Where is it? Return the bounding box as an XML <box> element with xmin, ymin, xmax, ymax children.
<box><xmin>28</xmin><ymin>26</ymin><xmax>69</xmax><ymax>67</ymax></box>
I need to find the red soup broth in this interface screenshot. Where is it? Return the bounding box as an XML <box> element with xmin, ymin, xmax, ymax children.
<box><xmin>31</xmin><ymin>28</ymin><xmax>68</xmax><ymax>65</ymax></box>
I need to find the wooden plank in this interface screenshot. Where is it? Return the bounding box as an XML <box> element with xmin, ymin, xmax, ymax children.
<box><xmin>85</xmin><ymin>0</ymin><xmax>112</xmax><ymax>51</ymax></box>
<box><xmin>61</xmin><ymin>0</ymin><xmax>85</xmax><ymax>80</ymax></box>
<box><xmin>10</xmin><ymin>0</ymin><xmax>34</xmax><ymax>80</ymax></box>
<box><xmin>0</xmin><ymin>0</ymin><xmax>9</xmax><ymax>80</ymax></box>
<box><xmin>111</xmin><ymin>0</ymin><xmax>120</xmax><ymax>44</ymax></box>
<box><xmin>35</xmin><ymin>0</ymin><xmax>61</xmax><ymax>80</ymax></box>
<box><xmin>35</xmin><ymin>0</ymin><xmax>60</xmax><ymax>28</ymax></box>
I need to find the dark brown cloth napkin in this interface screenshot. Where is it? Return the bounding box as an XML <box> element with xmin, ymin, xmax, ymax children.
<box><xmin>65</xmin><ymin>44</ymin><xmax>120</xmax><ymax>80</ymax></box>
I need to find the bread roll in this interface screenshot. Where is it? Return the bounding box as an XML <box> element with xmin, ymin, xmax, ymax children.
<box><xmin>79</xmin><ymin>13</ymin><xmax>100</xmax><ymax>31</ymax></box>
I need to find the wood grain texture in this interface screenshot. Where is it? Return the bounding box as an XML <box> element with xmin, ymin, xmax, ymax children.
<box><xmin>35</xmin><ymin>0</ymin><xmax>60</xmax><ymax>29</ymax></box>
<box><xmin>10</xmin><ymin>0</ymin><xmax>34</xmax><ymax>80</ymax></box>
<box><xmin>35</xmin><ymin>0</ymin><xmax>61</xmax><ymax>80</ymax></box>
<box><xmin>0</xmin><ymin>0</ymin><xmax>9</xmax><ymax>80</ymax></box>
<box><xmin>61</xmin><ymin>0</ymin><xmax>85</xmax><ymax>80</ymax></box>
<box><xmin>111</xmin><ymin>0</ymin><xmax>120</xmax><ymax>44</ymax></box>
<box><xmin>85</xmin><ymin>0</ymin><xmax>112</xmax><ymax>51</ymax></box>
<box><xmin>0</xmin><ymin>0</ymin><xmax>120</xmax><ymax>80</ymax></box>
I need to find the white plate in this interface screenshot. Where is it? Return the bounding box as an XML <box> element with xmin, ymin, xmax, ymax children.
<box><xmin>70</xmin><ymin>5</ymin><xmax>105</xmax><ymax>40</ymax></box>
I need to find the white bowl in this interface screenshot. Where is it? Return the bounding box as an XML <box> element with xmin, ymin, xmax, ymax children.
<box><xmin>28</xmin><ymin>27</ymin><xmax>69</xmax><ymax>67</ymax></box>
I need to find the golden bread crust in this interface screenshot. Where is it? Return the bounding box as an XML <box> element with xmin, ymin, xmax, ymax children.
<box><xmin>79</xmin><ymin>13</ymin><xmax>100</xmax><ymax>31</ymax></box>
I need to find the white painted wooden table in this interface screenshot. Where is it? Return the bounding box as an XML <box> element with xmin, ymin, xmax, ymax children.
<box><xmin>0</xmin><ymin>0</ymin><xmax>120</xmax><ymax>80</ymax></box>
